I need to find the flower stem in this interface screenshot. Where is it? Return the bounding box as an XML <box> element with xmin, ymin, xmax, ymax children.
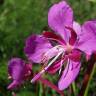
<box><xmin>84</xmin><ymin>63</ymin><xmax>96</xmax><ymax>96</ymax></box>
<box><xmin>78</xmin><ymin>53</ymin><xmax>96</xmax><ymax>96</ymax></box>
<box><xmin>72</xmin><ymin>82</ymin><xmax>77</xmax><ymax>96</ymax></box>
<box><xmin>39</xmin><ymin>83</ymin><xmax>43</xmax><ymax>96</ymax></box>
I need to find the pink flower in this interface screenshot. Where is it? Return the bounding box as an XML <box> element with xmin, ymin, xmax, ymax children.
<box><xmin>24</xmin><ymin>1</ymin><xmax>96</xmax><ymax>90</ymax></box>
<box><xmin>8</xmin><ymin>58</ymin><xmax>32</xmax><ymax>89</ymax></box>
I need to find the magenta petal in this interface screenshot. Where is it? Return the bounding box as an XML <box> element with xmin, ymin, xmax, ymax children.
<box><xmin>68</xmin><ymin>22</ymin><xmax>81</xmax><ymax>45</ymax></box>
<box><xmin>8</xmin><ymin>58</ymin><xmax>25</xmax><ymax>80</ymax></box>
<box><xmin>58</xmin><ymin>60</ymin><xmax>80</xmax><ymax>90</ymax></box>
<box><xmin>42</xmin><ymin>46</ymin><xmax>61</xmax><ymax>62</ymax></box>
<box><xmin>8</xmin><ymin>58</ymin><xmax>25</xmax><ymax>89</ymax></box>
<box><xmin>23</xmin><ymin>64</ymin><xmax>32</xmax><ymax>78</ymax></box>
<box><xmin>8</xmin><ymin>58</ymin><xmax>32</xmax><ymax>89</ymax></box>
<box><xmin>24</xmin><ymin>35</ymin><xmax>52</xmax><ymax>63</ymax></box>
<box><xmin>76</xmin><ymin>20</ymin><xmax>96</xmax><ymax>55</ymax></box>
<box><xmin>7</xmin><ymin>80</ymin><xmax>20</xmax><ymax>89</ymax></box>
<box><xmin>73</xmin><ymin>21</ymin><xmax>81</xmax><ymax>36</ymax></box>
<box><xmin>43</xmin><ymin>31</ymin><xmax>65</xmax><ymax>45</ymax></box>
<box><xmin>48</xmin><ymin>1</ymin><xmax>73</xmax><ymax>42</ymax></box>
<box><xmin>66</xmin><ymin>27</ymin><xmax>77</xmax><ymax>45</ymax></box>
<box><xmin>68</xmin><ymin>49</ymin><xmax>82</xmax><ymax>62</ymax></box>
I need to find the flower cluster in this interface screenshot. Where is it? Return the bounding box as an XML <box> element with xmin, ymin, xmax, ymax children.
<box><xmin>8</xmin><ymin>1</ymin><xmax>96</xmax><ymax>90</ymax></box>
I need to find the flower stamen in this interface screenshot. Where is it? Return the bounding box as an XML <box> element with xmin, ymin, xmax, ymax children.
<box><xmin>31</xmin><ymin>51</ymin><xmax>63</xmax><ymax>83</ymax></box>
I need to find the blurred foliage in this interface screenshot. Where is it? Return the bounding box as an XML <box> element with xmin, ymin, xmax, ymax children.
<box><xmin>0</xmin><ymin>0</ymin><xmax>96</xmax><ymax>96</ymax></box>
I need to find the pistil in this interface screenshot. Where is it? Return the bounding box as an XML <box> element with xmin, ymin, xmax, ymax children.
<box><xmin>31</xmin><ymin>50</ymin><xmax>64</xmax><ymax>83</ymax></box>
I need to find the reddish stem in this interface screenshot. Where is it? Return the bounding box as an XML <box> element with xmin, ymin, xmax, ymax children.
<box><xmin>39</xmin><ymin>77</ymin><xmax>65</xmax><ymax>96</ymax></box>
